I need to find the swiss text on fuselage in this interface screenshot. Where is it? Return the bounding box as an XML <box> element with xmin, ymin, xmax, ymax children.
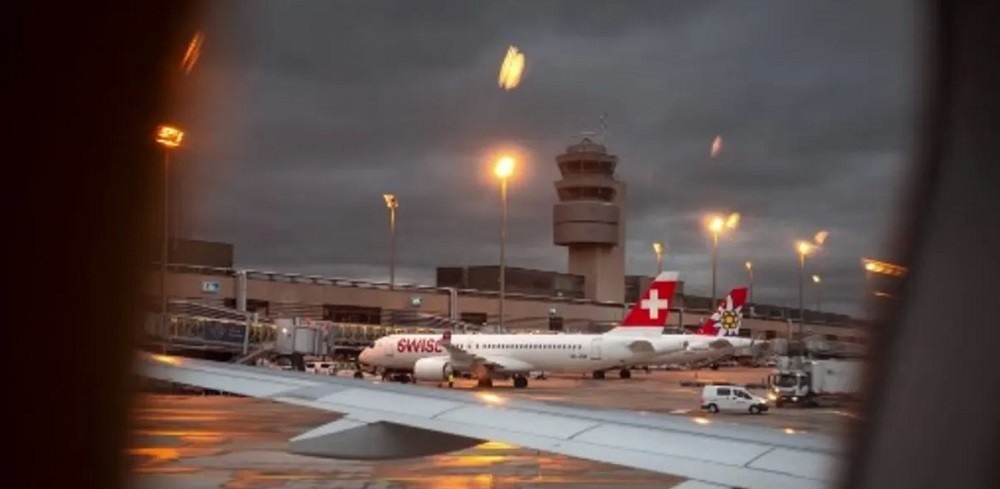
<box><xmin>396</xmin><ymin>338</ymin><xmax>443</xmax><ymax>353</ymax></box>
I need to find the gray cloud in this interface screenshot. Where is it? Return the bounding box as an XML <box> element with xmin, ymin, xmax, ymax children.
<box><xmin>175</xmin><ymin>0</ymin><xmax>916</xmax><ymax>316</ymax></box>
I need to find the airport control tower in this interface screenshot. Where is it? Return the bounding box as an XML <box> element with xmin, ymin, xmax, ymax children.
<box><xmin>552</xmin><ymin>138</ymin><xmax>626</xmax><ymax>303</ymax></box>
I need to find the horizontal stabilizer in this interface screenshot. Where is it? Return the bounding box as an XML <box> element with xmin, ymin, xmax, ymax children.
<box><xmin>290</xmin><ymin>417</ymin><xmax>481</xmax><ymax>460</ymax></box>
<box><xmin>707</xmin><ymin>338</ymin><xmax>735</xmax><ymax>349</ymax></box>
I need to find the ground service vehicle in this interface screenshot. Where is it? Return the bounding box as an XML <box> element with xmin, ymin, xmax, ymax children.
<box><xmin>770</xmin><ymin>357</ymin><xmax>863</xmax><ymax>407</ymax></box>
<box><xmin>701</xmin><ymin>385</ymin><xmax>769</xmax><ymax>415</ymax></box>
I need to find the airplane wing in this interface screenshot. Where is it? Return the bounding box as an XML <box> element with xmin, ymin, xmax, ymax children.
<box><xmin>138</xmin><ymin>352</ymin><xmax>841</xmax><ymax>489</ymax></box>
<box><xmin>440</xmin><ymin>339</ymin><xmax>499</xmax><ymax>367</ymax></box>
<box><xmin>438</xmin><ymin>341</ymin><xmax>533</xmax><ymax>373</ymax></box>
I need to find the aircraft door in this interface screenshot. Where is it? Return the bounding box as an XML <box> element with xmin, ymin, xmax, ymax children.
<box><xmin>590</xmin><ymin>337</ymin><xmax>603</xmax><ymax>360</ymax></box>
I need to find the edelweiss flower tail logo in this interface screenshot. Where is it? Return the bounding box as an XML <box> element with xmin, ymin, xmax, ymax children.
<box><xmin>705</xmin><ymin>287</ymin><xmax>749</xmax><ymax>337</ymax></box>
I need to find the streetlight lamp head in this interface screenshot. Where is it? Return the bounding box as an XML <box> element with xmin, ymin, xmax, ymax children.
<box><xmin>796</xmin><ymin>241</ymin><xmax>814</xmax><ymax>256</ymax></box>
<box><xmin>745</xmin><ymin>261</ymin><xmax>752</xmax><ymax>270</ymax></box>
<box><xmin>382</xmin><ymin>193</ymin><xmax>398</xmax><ymax>209</ymax></box>
<box><xmin>494</xmin><ymin>155</ymin><xmax>515</xmax><ymax>179</ymax></box>
<box><xmin>155</xmin><ymin>125</ymin><xmax>184</xmax><ymax>149</ymax></box>
<box><xmin>812</xmin><ymin>275</ymin><xmax>821</xmax><ymax>283</ymax></box>
<box><xmin>725</xmin><ymin>212</ymin><xmax>741</xmax><ymax>230</ymax></box>
<box><xmin>652</xmin><ymin>242</ymin><xmax>663</xmax><ymax>255</ymax></box>
<box><xmin>708</xmin><ymin>215</ymin><xmax>725</xmax><ymax>233</ymax></box>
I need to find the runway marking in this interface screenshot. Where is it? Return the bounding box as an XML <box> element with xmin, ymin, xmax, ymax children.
<box><xmin>669</xmin><ymin>409</ymin><xmax>691</xmax><ymax>414</ymax></box>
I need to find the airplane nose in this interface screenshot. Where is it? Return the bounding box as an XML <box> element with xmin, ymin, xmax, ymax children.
<box><xmin>358</xmin><ymin>348</ymin><xmax>372</xmax><ymax>366</ymax></box>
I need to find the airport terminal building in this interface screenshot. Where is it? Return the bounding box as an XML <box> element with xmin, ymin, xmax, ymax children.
<box><xmin>146</xmin><ymin>139</ymin><xmax>869</xmax><ymax>350</ymax></box>
<box><xmin>149</xmin><ymin>242</ymin><xmax>867</xmax><ymax>347</ymax></box>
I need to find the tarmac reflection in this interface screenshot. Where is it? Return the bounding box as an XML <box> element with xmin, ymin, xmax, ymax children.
<box><xmin>130</xmin><ymin>394</ymin><xmax>684</xmax><ymax>488</ymax></box>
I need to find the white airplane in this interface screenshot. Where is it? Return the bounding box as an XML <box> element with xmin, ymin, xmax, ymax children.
<box><xmin>138</xmin><ymin>351</ymin><xmax>841</xmax><ymax>489</ymax></box>
<box><xmin>646</xmin><ymin>287</ymin><xmax>766</xmax><ymax>368</ymax></box>
<box><xmin>358</xmin><ymin>271</ymin><xmax>689</xmax><ymax>388</ymax></box>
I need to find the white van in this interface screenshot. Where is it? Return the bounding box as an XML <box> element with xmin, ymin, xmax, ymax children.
<box><xmin>701</xmin><ymin>385</ymin><xmax>769</xmax><ymax>415</ymax></box>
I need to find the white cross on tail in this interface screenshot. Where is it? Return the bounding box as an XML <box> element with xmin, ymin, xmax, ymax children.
<box><xmin>640</xmin><ymin>289</ymin><xmax>669</xmax><ymax>319</ymax></box>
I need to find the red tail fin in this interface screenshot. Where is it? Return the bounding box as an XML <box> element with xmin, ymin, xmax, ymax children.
<box><xmin>696</xmin><ymin>287</ymin><xmax>748</xmax><ymax>337</ymax></box>
<box><xmin>605</xmin><ymin>272</ymin><xmax>679</xmax><ymax>337</ymax></box>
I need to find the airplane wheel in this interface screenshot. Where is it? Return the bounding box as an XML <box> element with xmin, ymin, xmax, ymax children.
<box><xmin>592</xmin><ymin>370</ymin><xmax>606</xmax><ymax>380</ymax></box>
<box><xmin>619</xmin><ymin>368</ymin><xmax>631</xmax><ymax>379</ymax></box>
<box><xmin>477</xmin><ymin>378</ymin><xmax>494</xmax><ymax>388</ymax></box>
<box><xmin>513</xmin><ymin>375</ymin><xmax>529</xmax><ymax>389</ymax></box>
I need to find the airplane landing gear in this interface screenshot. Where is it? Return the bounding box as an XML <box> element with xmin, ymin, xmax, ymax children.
<box><xmin>592</xmin><ymin>370</ymin><xmax>606</xmax><ymax>380</ymax></box>
<box><xmin>513</xmin><ymin>375</ymin><xmax>529</xmax><ymax>389</ymax></box>
<box><xmin>619</xmin><ymin>368</ymin><xmax>631</xmax><ymax>379</ymax></box>
<box><xmin>476</xmin><ymin>377</ymin><xmax>494</xmax><ymax>388</ymax></box>
<box><xmin>382</xmin><ymin>370</ymin><xmax>411</xmax><ymax>383</ymax></box>
<box><xmin>385</xmin><ymin>372</ymin><xmax>411</xmax><ymax>383</ymax></box>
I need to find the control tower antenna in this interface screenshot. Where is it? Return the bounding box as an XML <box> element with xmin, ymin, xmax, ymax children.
<box><xmin>578</xmin><ymin>112</ymin><xmax>610</xmax><ymax>145</ymax></box>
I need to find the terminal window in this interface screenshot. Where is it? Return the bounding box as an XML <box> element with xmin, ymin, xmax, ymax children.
<box><xmin>323</xmin><ymin>305</ymin><xmax>381</xmax><ymax>325</ymax></box>
<box><xmin>222</xmin><ymin>298</ymin><xmax>269</xmax><ymax>316</ymax></box>
<box><xmin>460</xmin><ymin>312</ymin><xmax>488</xmax><ymax>325</ymax></box>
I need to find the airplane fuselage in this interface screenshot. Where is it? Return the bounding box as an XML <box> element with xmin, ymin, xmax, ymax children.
<box><xmin>362</xmin><ymin>333</ymin><xmax>662</xmax><ymax>374</ymax></box>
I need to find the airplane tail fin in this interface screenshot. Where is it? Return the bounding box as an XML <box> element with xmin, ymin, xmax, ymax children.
<box><xmin>604</xmin><ymin>272</ymin><xmax>679</xmax><ymax>338</ymax></box>
<box><xmin>695</xmin><ymin>287</ymin><xmax>749</xmax><ymax>337</ymax></box>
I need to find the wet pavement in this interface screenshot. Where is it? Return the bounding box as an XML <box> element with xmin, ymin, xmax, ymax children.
<box><xmin>130</xmin><ymin>367</ymin><xmax>854</xmax><ymax>488</ymax></box>
<box><xmin>130</xmin><ymin>395</ymin><xmax>687</xmax><ymax>488</ymax></box>
<box><xmin>463</xmin><ymin>367</ymin><xmax>859</xmax><ymax>437</ymax></box>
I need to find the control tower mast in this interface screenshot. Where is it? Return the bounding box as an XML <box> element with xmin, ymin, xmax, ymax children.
<box><xmin>552</xmin><ymin>138</ymin><xmax>626</xmax><ymax>303</ymax></box>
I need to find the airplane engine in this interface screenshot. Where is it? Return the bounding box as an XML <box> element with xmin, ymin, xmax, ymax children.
<box><xmin>413</xmin><ymin>357</ymin><xmax>454</xmax><ymax>382</ymax></box>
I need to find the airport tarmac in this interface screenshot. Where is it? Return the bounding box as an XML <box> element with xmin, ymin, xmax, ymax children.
<box><xmin>443</xmin><ymin>367</ymin><xmax>860</xmax><ymax>437</ymax></box>
<box><xmin>130</xmin><ymin>367</ymin><xmax>856</xmax><ymax>488</ymax></box>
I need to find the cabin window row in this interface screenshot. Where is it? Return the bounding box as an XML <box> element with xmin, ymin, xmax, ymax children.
<box><xmin>473</xmin><ymin>343</ymin><xmax>582</xmax><ymax>350</ymax></box>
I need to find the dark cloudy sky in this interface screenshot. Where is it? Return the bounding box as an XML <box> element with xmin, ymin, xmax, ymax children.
<box><xmin>175</xmin><ymin>0</ymin><xmax>918</xmax><ymax>316</ymax></box>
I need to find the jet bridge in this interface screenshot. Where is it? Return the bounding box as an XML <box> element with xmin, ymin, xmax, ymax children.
<box><xmin>142</xmin><ymin>300</ymin><xmax>271</xmax><ymax>359</ymax></box>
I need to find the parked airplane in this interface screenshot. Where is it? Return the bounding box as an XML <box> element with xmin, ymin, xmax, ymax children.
<box><xmin>138</xmin><ymin>351</ymin><xmax>839</xmax><ymax>489</ymax></box>
<box><xmin>358</xmin><ymin>271</ymin><xmax>689</xmax><ymax>388</ymax></box>
<box><xmin>634</xmin><ymin>287</ymin><xmax>766</xmax><ymax>369</ymax></box>
<box><xmin>612</xmin><ymin>286</ymin><xmax>761</xmax><ymax>372</ymax></box>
